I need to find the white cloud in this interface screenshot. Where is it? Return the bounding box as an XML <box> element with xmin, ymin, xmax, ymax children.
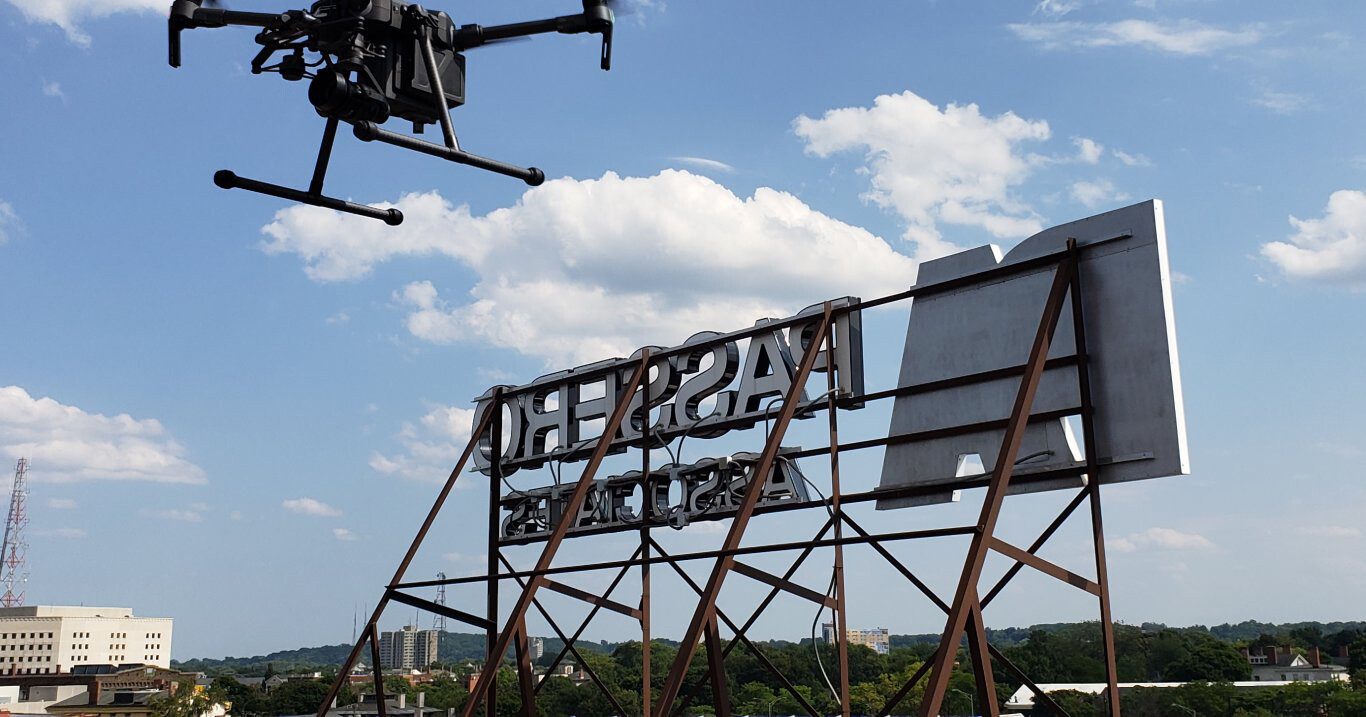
<box><xmin>370</xmin><ymin>404</ymin><xmax>475</xmax><ymax>483</ymax></box>
<box><xmin>1034</xmin><ymin>0</ymin><xmax>1081</xmax><ymax>16</ymax></box>
<box><xmin>263</xmin><ymin>170</ymin><xmax>917</xmax><ymax>365</ymax></box>
<box><xmin>46</xmin><ymin>498</ymin><xmax>77</xmax><ymax>509</ymax></box>
<box><xmin>1113</xmin><ymin>149</ymin><xmax>1152</xmax><ymax>167</ymax></box>
<box><xmin>1261</xmin><ymin>190</ymin><xmax>1366</xmax><ymax>288</ymax></box>
<box><xmin>1073</xmin><ymin>137</ymin><xmax>1103</xmax><ymax>164</ymax></box>
<box><xmin>0</xmin><ymin>386</ymin><xmax>207</xmax><ymax>484</ymax></box>
<box><xmin>282</xmin><ymin>497</ymin><xmax>342</xmax><ymax>517</ymax></box>
<box><xmin>41</xmin><ymin>81</ymin><xmax>65</xmax><ymax>101</ymax></box>
<box><xmin>3</xmin><ymin>0</ymin><xmax>164</xmax><ymax>46</ymax></box>
<box><xmin>36</xmin><ymin>527</ymin><xmax>86</xmax><ymax>538</ymax></box>
<box><xmin>0</xmin><ymin>201</ymin><xmax>18</xmax><ymax>244</ymax></box>
<box><xmin>333</xmin><ymin>527</ymin><xmax>357</xmax><ymax>541</ymax></box>
<box><xmin>1069</xmin><ymin>179</ymin><xmax>1130</xmax><ymax>209</ymax></box>
<box><xmin>794</xmin><ymin>90</ymin><xmax>1053</xmax><ymax>259</ymax></box>
<box><xmin>1009</xmin><ymin>19</ymin><xmax>1263</xmax><ymax>56</ymax></box>
<box><xmin>1109</xmin><ymin>527</ymin><xmax>1214</xmax><ymax>553</ymax></box>
<box><xmin>325</xmin><ymin>311</ymin><xmax>350</xmax><ymax>325</ymax></box>
<box><xmin>670</xmin><ymin>156</ymin><xmax>735</xmax><ymax>173</ymax></box>
<box><xmin>1253</xmin><ymin>90</ymin><xmax>1310</xmax><ymax>115</ymax></box>
<box><xmin>141</xmin><ymin>507</ymin><xmax>203</xmax><ymax>523</ymax></box>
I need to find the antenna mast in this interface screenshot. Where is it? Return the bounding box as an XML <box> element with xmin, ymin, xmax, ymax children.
<box><xmin>1</xmin><ymin>459</ymin><xmax>30</xmax><ymax>608</ymax></box>
<box><xmin>433</xmin><ymin>572</ymin><xmax>447</xmax><ymax>632</ymax></box>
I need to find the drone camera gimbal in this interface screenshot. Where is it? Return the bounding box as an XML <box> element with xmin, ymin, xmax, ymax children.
<box><xmin>169</xmin><ymin>0</ymin><xmax>613</xmax><ymax>224</ymax></box>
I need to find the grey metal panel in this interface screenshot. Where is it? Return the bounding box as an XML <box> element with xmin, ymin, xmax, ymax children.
<box><xmin>877</xmin><ymin>200</ymin><xmax>1188</xmax><ymax>509</ymax></box>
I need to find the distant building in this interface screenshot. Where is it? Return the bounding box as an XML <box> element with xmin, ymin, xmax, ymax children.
<box><xmin>380</xmin><ymin>626</ymin><xmax>439</xmax><ymax>670</ymax></box>
<box><xmin>528</xmin><ymin>637</ymin><xmax>544</xmax><ymax>661</ymax></box>
<box><xmin>821</xmin><ymin>624</ymin><xmax>890</xmax><ymax>655</ymax></box>
<box><xmin>1006</xmin><ymin>681</ymin><xmax>1309</xmax><ymax>712</ymax></box>
<box><xmin>0</xmin><ymin>606</ymin><xmax>172</xmax><ymax>674</ymax></box>
<box><xmin>337</xmin><ymin>692</ymin><xmax>441</xmax><ymax>717</ymax></box>
<box><xmin>1242</xmin><ymin>646</ymin><xmax>1349</xmax><ymax>683</ymax></box>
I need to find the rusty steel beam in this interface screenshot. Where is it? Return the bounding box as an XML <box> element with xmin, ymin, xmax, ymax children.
<box><xmin>654</xmin><ymin>308</ymin><xmax>834</xmax><ymax>716</ymax></box>
<box><xmin>313</xmin><ymin>404</ymin><xmax>496</xmax><ymax>717</ymax></box>
<box><xmin>461</xmin><ymin>354</ymin><xmax>650</xmax><ymax>717</ymax></box>
<box><xmin>499</xmin><ymin>556</ymin><xmax>632</xmax><ymax>717</ymax></box>
<box><xmin>385</xmin><ymin>589</ymin><xmax>495</xmax><ymax>631</ymax></box>
<box><xmin>824</xmin><ymin>314</ymin><xmax>851</xmax><ymax>717</ymax></box>
<box><xmin>704</xmin><ymin>618</ymin><xmax>732</xmax><ymax>717</ymax></box>
<box><xmin>1068</xmin><ymin>238</ymin><xmax>1121</xmax><ymax>717</ymax></box>
<box><xmin>965</xmin><ymin>600</ymin><xmax>1000</xmax><ymax>716</ymax></box>
<box><xmin>514</xmin><ymin>624</ymin><xmax>535</xmax><ymax>717</ymax></box>
<box><xmin>917</xmin><ymin>255</ymin><xmax>1076</xmax><ymax>717</ymax></box>
<box><xmin>980</xmin><ymin>488</ymin><xmax>1089</xmax><ymax>608</ymax></box>
<box><xmin>641</xmin><ymin>364</ymin><xmax>654</xmax><ymax>717</ymax></box>
<box><xmin>486</xmin><ymin>386</ymin><xmax>504</xmax><ymax>717</ymax></box>
<box><xmin>541</xmin><ymin>577</ymin><xmax>643</xmax><ymax>619</ymax></box>
<box><xmin>730</xmin><ymin>561</ymin><xmax>835</xmax><ymax>608</ymax></box>
<box><xmin>652</xmin><ymin>540</ymin><xmax>822</xmax><ymax>717</ymax></box>
<box><xmin>530</xmin><ymin>546</ymin><xmax>643</xmax><ymax>696</ymax></box>
<box><xmin>368</xmin><ymin>624</ymin><xmax>389</xmax><ymax>717</ymax></box>
<box><xmin>878</xmin><ymin>656</ymin><xmax>934</xmax><ymax>717</ymax></box>
<box><xmin>987</xmin><ymin>537</ymin><xmax>1100</xmax><ymax>595</ymax></box>
<box><xmin>988</xmin><ymin>643</ymin><xmax>1071</xmax><ymax>717</ymax></box>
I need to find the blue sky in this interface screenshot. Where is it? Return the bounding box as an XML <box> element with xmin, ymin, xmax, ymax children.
<box><xmin>2</xmin><ymin>0</ymin><xmax>1365</xmax><ymax>660</ymax></box>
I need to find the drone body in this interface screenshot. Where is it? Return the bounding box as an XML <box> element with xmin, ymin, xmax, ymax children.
<box><xmin>169</xmin><ymin>0</ymin><xmax>614</xmax><ymax>224</ymax></box>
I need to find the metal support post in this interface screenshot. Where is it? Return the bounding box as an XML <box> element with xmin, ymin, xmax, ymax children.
<box><xmin>486</xmin><ymin>387</ymin><xmax>503</xmax><ymax>717</ymax></box>
<box><xmin>917</xmin><ymin>256</ymin><xmax>1076</xmax><ymax>717</ymax></box>
<box><xmin>824</xmin><ymin>303</ymin><xmax>851</xmax><ymax>717</ymax></box>
<box><xmin>313</xmin><ymin>406</ymin><xmax>496</xmax><ymax>717</ymax></box>
<box><xmin>1068</xmin><ymin>239</ymin><xmax>1121</xmax><ymax>717</ymax></box>
<box><xmin>462</xmin><ymin>354</ymin><xmax>651</xmax><ymax>717</ymax></box>
<box><xmin>369</xmin><ymin>624</ymin><xmax>389</xmax><ymax>717</ymax></box>
<box><xmin>653</xmin><ymin>308</ymin><xmax>833</xmax><ymax>716</ymax></box>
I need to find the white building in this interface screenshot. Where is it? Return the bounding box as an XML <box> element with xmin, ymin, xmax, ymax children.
<box><xmin>821</xmin><ymin>624</ymin><xmax>890</xmax><ymax>655</ymax></box>
<box><xmin>0</xmin><ymin>606</ymin><xmax>172</xmax><ymax>674</ymax></box>
<box><xmin>379</xmin><ymin>625</ymin><xmax>438</xmax><ymax>670</ymax></box>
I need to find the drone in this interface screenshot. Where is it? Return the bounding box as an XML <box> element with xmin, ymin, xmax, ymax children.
<box><xmin>169</xmin><ymin>0</ymin><xmax>614</xmax><ymax>224</ymax></box>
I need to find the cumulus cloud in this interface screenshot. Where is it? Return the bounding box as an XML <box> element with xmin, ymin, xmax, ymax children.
<box><xmin>282</xmin><ymin>497</ymin><xmax>342</xmax><ymax>517</ymax></box>
<box><xmin>794</xmin><ymin>90</ymin><xmax>1052</xmax><ymax>259</ymax></box>
<box><xmin>1009</xmin><ymin>19</ymin><xmax>1263</xmax><ymax>56</ymax></box>
<box><xmin>1109</xmin><ymin>527</ymin><xmax>1214</xmax><ymax>553</ymax></box>
<box><xmin>4</xmin><ymin>0</ymin><xmax>164</xmax><ymax>46</ymax></box>
<box><xmin>47</xmin><ymin>498</ymin><xmax>77</xmax><ymax>509</ymax></box>
<box><xmin>0</xmin><ymin>386</ymin><xmax>206</xmax><ymax>484</ymax></box>
<box><xmin>1069</xmin><ymin>179</ymin><xmax>1129</xmax><ymax>209</ymax></box>
<box><xmin>370</xmin><ymin>404</ymin><xmax>475</xmax><ymax>483</ymax></box>
<box><xmin>1073</xmin><ymin>137</ymin><xmax>1103</xmax><ymax>164</ymax></box>
<box><xmin>1261</xmin><ymin>190</ymin><xmax>1366</xmax><ymax>288</ymax></box>
<box><xmin>263</xmin><ymin>170</ymin><xmax>917</xmax><ymax>365</ymax></box>
<box><xmin>333</xmin><ymin>527</ymin><xmax>357</xmax><ymax>541</ymax></box>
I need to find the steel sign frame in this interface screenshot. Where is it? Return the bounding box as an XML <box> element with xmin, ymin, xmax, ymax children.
<box><xmin>312</xmin><ymin>203</ymin><xmax>1188</xmax><ymax>716</ymax></box>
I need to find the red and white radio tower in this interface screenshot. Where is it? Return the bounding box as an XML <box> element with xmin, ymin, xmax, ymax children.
<box><xmin>0</xmin><ymin>459</ymin><xmax>29</xmax><ymax>608</ymax></box>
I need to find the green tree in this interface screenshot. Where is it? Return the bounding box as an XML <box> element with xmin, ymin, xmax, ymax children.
<box><xmin>268</xmin><ymin>679</ymin><xmax>334</xmax><ymax>716</ymax></box>
<box><xmin>150</xmin><ymin>682</ymin><xmax>216</xmax><ymax>717</ymax></box>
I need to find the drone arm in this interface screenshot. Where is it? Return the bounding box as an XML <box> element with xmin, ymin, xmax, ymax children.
<box><xmin>454</xmin><ymin>1</ymin><xmax>613</xmax><ymax>69</ymax></box>
<box><xmin>168</xmin><ymin>0</ymin><xmax>283</xmax><ymax>67</ymax></box>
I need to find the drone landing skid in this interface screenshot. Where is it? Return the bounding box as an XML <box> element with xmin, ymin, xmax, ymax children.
<box><xmin>214</xmin><ymin>116</ymin><xmax>404</xmax><ymax>225</ymax></box>
<box><xmin>213</xmin><ymin>170</ymin><xmax>403</xmax><ymax>225</ymax></box>
<box><xmin>352</xmin><ymin>122</ymin><xmax>545</xmax><ymax>186</ymax></box>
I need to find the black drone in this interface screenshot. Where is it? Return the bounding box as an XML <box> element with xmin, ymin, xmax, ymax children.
<box><xmin>169</xmin><ymin>0</ymin><xmax>614</xmax><ymax>224</ymax></box>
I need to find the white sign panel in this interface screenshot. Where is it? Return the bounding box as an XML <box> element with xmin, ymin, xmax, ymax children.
<box><xmin>877</xmin><ymin>200</ymin><xmax>1189</xmax><ymax>509</ymax></box>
